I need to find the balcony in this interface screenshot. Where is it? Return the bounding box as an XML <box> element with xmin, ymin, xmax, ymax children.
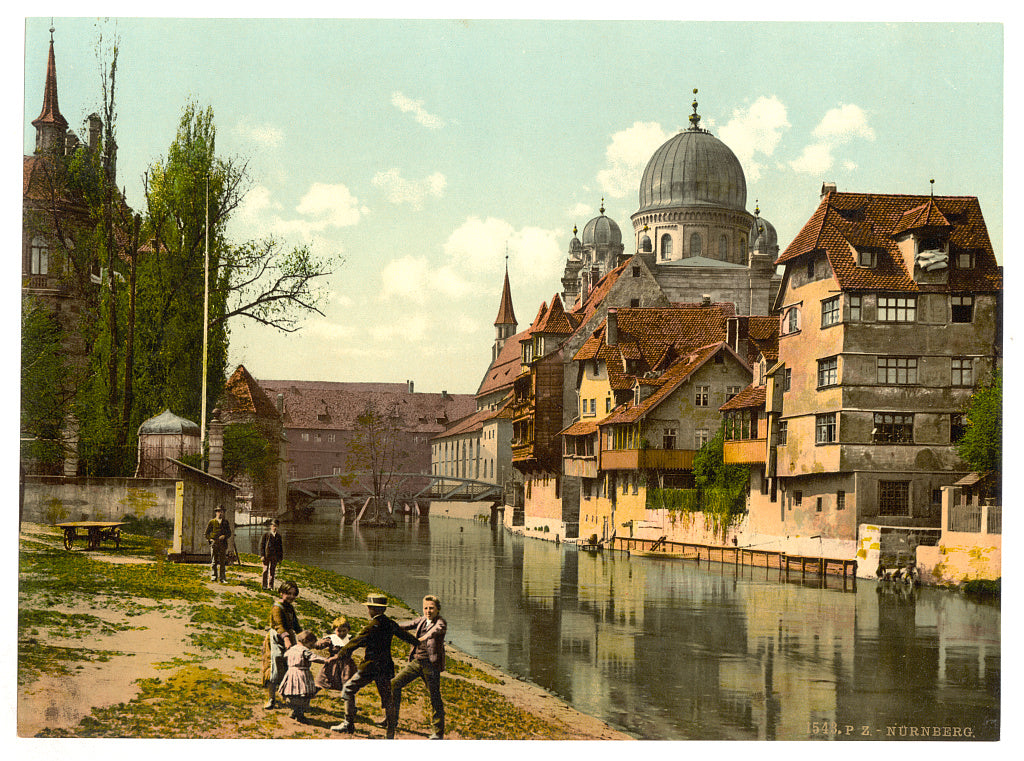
<box><xmin>723</xmin><ymin>438</ymin><xmax>767</xmax><ymax>465</ymax></box>
<box><xmin>563</xmin><ymin>455</ymin><xmax>598</xmax><ymax>479</ymax></box>
<box><xmin>601</xmin><ymin>448</ymin><xmax>696</xmax><ymax>471</ymax></box>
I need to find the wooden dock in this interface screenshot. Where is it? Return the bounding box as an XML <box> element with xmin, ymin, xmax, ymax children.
<box><xmin>612</xmin><ymin>536</ymin><xmax>858</xmax><ymax>584</ymax></box>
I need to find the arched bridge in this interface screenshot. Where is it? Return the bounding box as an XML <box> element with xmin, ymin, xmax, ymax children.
<box><xmin>286</xmin><ymin>472</ymin><xmax>503</xmax><ymax>520</ymax></box>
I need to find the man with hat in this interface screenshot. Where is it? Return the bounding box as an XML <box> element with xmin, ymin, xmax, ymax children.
<box><xmin>259</xmin><ymin>518</ymin><xmax>284</xmax><ymax>590</ymax></box>
<box><xmin>330</xmin><ymin>593</ymin><xmax>420</xmax><ymax>738</ymax></box>
<box><xmin>204</xmin><ymin>504</ymin><xmax>232</xmax><ymax>582</ymax></box>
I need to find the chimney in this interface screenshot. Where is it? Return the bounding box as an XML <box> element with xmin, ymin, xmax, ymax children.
<box><xmin>820</xmin><ymin>181</ymin><xmax>837</xmax><ymax>199</ymax></box>
<box><xmin>702</xmin><ymin>294</ymin><xmax>712</xmax><ymax>306</ymax></box>
<box><xmin>88</xmin><ymin>113</ymin><xmax>102</xmax><ymax>151</ymax></box>
<box><xmin>606</xmin><ymin>308</ymin><xmax>618</xmax><ymax>346</ymax></box>
<box><xmin>276</xmin><ymin>393</ymin><xmax>284</xmax><ymax>414</ymax></box>
<box><xmin>407</xmin><ymin>380</ymin><xmax>414</xmax><ymax>394</ymax></box>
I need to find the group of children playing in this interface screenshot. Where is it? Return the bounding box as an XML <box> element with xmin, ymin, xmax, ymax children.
<box><xmin>266</xmin><ymin>600</ymin><xmax>356</xmax><ymax>723</ymax></box>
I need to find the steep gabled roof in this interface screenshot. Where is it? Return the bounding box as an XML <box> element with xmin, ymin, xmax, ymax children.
<box><xmin>477</xmin><ymin>328</ymin><xmax>530</xmax><ymax>398</ymax></box>
<box><xmin>223</xmin><ymin>365</ymin><xmax>281</xmax><ymax>419</ymax></box>
<box><xmin>600</xmin><ymin>342</ymin><xmax>747</xmax><ymax>426</ymax></box>
<box><xmin>778</xmin><ymin>191</ymin><xmax>1001</xmax><ymax>292</ymax></box>
<box><xmin>573</xmin><ymin>305</ymin><xmax>734</xmax><ymax>391</ymax></box>
<box><xmin>432</xmin><ymin>406</ymin><xmax>499</xmax><ymax>441</ymax></box>
<box><xmin>534</xmin><ymin>293</ymin><xmax>576</xmax><ymax>335</ymax></box>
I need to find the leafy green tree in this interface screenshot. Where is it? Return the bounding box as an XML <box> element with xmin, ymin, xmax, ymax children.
<box><xmin>343</xmin><ymin>400</ymin><xmax>416</xmax><ymax>524</ymax></box>
<box><xmin>21</xmin><ymin>300</ymin><xmax>69</xmax><ymax>473</ymax></box>
<box><xmin>956</xmin><ymin>369</ymin><xmax>1001</xmax><ymax>474</ymax></box>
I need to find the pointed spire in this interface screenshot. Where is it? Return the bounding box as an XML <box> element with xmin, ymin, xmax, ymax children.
<box><xmin>494</xmin><ymin>258</ymin><xmax>517</xmax><ymax>328</ymax></box>
<box><xmin>32</xmin><ymin>26</ymin><xmax>69</xmax><ymax>154</ymax></box>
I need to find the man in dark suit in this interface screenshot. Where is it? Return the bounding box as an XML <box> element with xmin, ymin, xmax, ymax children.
<box><xmin>204</xmin><ymin>505</ymin><xmax>231</xmax><ymax>582</ymax></box>
<box><xmin>391</xmin><ymin>594</ymin><xmax>447</xmax><ymax>739</ymax></box>
<box><xmin>331</xmin><ymin>593</ymin><xmax>419</xmax><ymax>738</ymax></box>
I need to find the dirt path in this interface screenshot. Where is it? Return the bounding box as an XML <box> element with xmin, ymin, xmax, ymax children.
<box><xmin>17</xmin><ymin>525</ymin><xmax>632</xmax><ymax>740</ymax></box>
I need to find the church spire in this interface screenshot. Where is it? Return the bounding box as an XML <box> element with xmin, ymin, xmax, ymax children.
<box><xmin>492</xmin><ymin>257</ymin><xmax>518</xmax><ymax>362</ymax></box>
<box><xmin>32</xmin><ymin>26</ymin><xmax>69</xmax><ymax>155</ymax></box>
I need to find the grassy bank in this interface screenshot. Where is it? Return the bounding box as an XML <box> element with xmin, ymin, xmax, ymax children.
<box><xmin>17</xmin><ymin>523</ymin><xmax>630</xmax><ymax>740</ymax></box>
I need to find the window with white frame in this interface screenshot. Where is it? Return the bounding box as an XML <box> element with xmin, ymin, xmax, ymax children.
<box><xmin>777</xmin><ymin>420</ymin><xmax>788</xmax><ymax>445</ymax></box>
<box><xmin>782</xmin><ymin>306</ymin><xmax>801</xmax><ymax>335</ymax></box>
<box><xmin>663</xmin><ymin>427</ymin><xmax>676</xmax><ymax>450</ymax></box>
<box><xmin>695</xmin><ymin>428</ymin><xmax>710</xmax><ymax>449</ymax></box>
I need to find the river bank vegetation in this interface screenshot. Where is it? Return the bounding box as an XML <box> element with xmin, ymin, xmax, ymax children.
<box><xmin>17</xmin><ymin>522</ymin><xmax>630</xmax><ymax>740</ymax></box>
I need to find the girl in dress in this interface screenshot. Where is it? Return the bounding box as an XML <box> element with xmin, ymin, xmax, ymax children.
<box><xmin>314</xmin><ymin>616</ymin><xmax>357</xmax><ymax>692</ymax></box>
<box><xmin>278</xmin><ymin>630</ymin><xmax>327</xmax><ymax>722</ymax></box>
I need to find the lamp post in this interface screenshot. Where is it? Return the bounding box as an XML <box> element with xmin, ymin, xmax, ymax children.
<box><xmin>200</xmin><ymin>176</ymin><xmax>210</xmax><ymax>461</ymax></box>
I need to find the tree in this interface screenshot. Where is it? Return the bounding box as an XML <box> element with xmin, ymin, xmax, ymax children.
<box><xmin>21</xmin><ymin>300</ymin><xmax>70</xmax><ymax>473</ymax></box>
<box><xmin>956</xmin><ymin>369</ymin><xmax>1001</xmax><ymax>474</ymax></box>
<box><xmin>140</xmin><ymin>102</ymin><xmax>339</xmax><ymax>433</ymax></box>
<box><xmin>343</xmin><ymin>400</ymin><xmax>416</xmax><ymax>524</ymax></box>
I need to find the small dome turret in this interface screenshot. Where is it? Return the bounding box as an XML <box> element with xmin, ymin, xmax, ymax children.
<box><xmin>581</xmin><ymin>200</ymin><xmax>622</xmax><ymax>246</ymax></box>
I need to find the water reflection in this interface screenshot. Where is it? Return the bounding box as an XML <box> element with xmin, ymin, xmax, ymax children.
<box><xmin>237</xmin><ymin>517</ymin><xmax>999</xmax><ymax>740</ymax></box>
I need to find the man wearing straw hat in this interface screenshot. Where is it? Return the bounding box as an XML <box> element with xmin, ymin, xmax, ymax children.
<box><xmin>330</xmin><ymin>593</ymin><xmax>419</xmax><ymax>738</ymax></box>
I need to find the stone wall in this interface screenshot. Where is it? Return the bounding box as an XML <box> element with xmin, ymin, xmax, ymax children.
<box><xmin>22</xmin><ymin>475</ymin><xmax>180</xmax><ymax>525</ymax></box>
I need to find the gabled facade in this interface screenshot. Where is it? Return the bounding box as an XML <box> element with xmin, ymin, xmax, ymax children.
<box><xmin>767</xmin><ymin>186</ymin><xmax>1001</xmax><ymax>563</ymax></box>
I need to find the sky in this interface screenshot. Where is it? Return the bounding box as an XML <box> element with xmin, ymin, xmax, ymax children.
<box><xmin>16</xmin><ymin>13</ymin><xmax>1007</xmax><ymax>397</ymax></box>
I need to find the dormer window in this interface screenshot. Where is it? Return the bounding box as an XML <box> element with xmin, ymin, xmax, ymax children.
<box><xmin>855</xmin><ymin>247</ymin><xmax>877</xmax><ymax>268</ymax></box>
<box><xmin>956</xmin><ymin>251</ymin><xmax>975</xmax><ymax>269</ymax></box>
<box><xmin>918</xmin><ymin>236</ymin><xmax>945</xmax><ymax>253</ymax></box>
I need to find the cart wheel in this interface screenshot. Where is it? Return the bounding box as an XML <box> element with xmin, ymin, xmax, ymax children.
<box><xmin>62</xmin><ymin>529</ymin><xmax>74</xmax><ymax>551</ymax></box>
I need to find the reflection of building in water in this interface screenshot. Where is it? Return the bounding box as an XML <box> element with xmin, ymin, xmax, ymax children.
<box><xmin>719</xmin><ymin>580</ymin><xmax>855</xmax><ymax>739</ymax></box>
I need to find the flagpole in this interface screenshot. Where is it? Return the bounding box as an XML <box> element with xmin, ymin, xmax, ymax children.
<box><xmin>201</xmin><ymin>176</ymin><xmax>210</xmax><ymax>462</ymax></box>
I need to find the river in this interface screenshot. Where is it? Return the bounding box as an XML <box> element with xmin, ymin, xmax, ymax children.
<box><xmin>237</xmin><ymin>515</ymin><xmax>1000</xmax><ymax>740</ymax></box>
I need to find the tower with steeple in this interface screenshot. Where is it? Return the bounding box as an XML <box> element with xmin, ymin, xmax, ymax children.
<box><xmin>493</xmin><ymin>259</ymin><xmax>518</xmax><ymax>362</ymax></box>
<box><xmin>31</xmin><ymin>26</ymin><xmax>69</xmax><ymax>156</ymax></box>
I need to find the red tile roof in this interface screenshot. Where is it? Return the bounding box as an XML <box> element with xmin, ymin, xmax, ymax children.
<box><xmin>432</xmin><ymin>406</ymin><xmax>499</xmax><ymax>440</ymax></box>
<box><xmin>573</xmin><ymin>305</ymin><xmax>734</xmax><ymax>391</ymax></box>
<box><xmin>560</xmin><ymin>419</ymin><xmax>600</xmax><ymax>436</ymax></box>
<box><xmin>600</xmin><ymin>342</ymin><xmax>746</xmax><ymax>426</ymax></box>
<box><xmin>778</xmin><ymin>191</ymin><xmax>1001</xmax><ymax>292</ymax></box>
<box><xmin>257</xmin><ymin>378</ymin><xmax>475</xmax><ymax>432</ymax></box>
<box><xmin>222</xmin><ymin>365</ymin><xmax>281</xmax><ymax>419</ymax></box>
<box><xmin>477</xmin><ymin>328</ymin><xmax>530</xmax><ymax>398</ymax></box>
<box><xmin>534</xmin><ymin>293</ymin><xmax>577</xmax><ymax>335</ymax></box>
<box><xmin>720</xmin><ymin>383</ymin><xmax>766</xmax><ymax>411</ymax></box>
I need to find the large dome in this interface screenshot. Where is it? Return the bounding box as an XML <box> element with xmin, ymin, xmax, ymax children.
<box><xmin>637</xmin><ymin>114</ymin><xmax>747</xmax><ymax>214</ymax></box>
<box><xmin>581</xmin><ymin>206</ymin><xmax>622</xmax><ymax>246</ymax></box>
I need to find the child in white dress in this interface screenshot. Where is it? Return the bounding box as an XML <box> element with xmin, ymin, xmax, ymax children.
<box><xmin>278</xmin><ymin>630</ymin><xmax>327</xmax><ymax>722</ymax></box>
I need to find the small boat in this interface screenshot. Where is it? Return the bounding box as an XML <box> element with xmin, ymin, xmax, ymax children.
<box><xmin>629</xmin><ymin>549</ymin><xmax>698</xmax><ymax>560</ymax></box>
<box><xmin>578</xmin><ymin>543</ymin><xmax>603</xmax><ymax>552</ymax></box>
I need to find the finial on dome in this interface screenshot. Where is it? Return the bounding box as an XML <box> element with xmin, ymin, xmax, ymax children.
<box><xmin>688</xmin><ymin>88</ymin><xmax>702</xmax><ymax>131</ymax></box>
<box><xmin>754</xmin><ymin>200</ymin><xmax>760</xmax><ymax>217</ymax></box>
<box><xmin>573</xmin><ymin>225</ymin><xmax>578</xmax><ymax>236</ymax></box>
<box><xmin>599</xmin><ymin>198</ymin><xmax>605</xmax><ymax>215</ymax></box>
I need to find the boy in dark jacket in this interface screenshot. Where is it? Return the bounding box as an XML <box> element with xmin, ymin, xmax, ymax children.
<box><xmin>259</xmin><ymin>519</ymin><xmax>284</xmax><ymax>590</ymax></box>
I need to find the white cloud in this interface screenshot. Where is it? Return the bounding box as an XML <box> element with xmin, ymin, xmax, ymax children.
<box><xmin>790</xmin><ymin>103</ymin><xmax>874</xmax><ymax>176</ymax></box>
<box><xmin>813</xmin><ymin>104</ymin><xmax>875</xmax><ymax>143</ymax></box>
<box><xmin>369</xmin><ymin>313</ymin><xmax>430</xmax><ymax>343</ymax></box>
<box><xmin>233</xmin><ymin>121</ymin><xmax>284</xmax><ymax>149</ymax></box>
<box><xmin>568</xmin><ymin>202</ymin><xmax>594</xmax><ymax>220</ymax></box>
<box><xmin>597</xmin><ymin>122</ymin><xmax>673</xmax><ymax>199</ymax></box>
<box><xmin>443</xmin><ymin>217</ymin><xmax>561</xmax><ymax>284</ymax></box>
<box><xmin>391</xmin><ymin>91</ymin><xmax>446</xmax><ymax>129</ymax></box>
<box><xmin>295</xmin><ymin>182</ymin><xmax>369</xmax><ymax>229</ymax></box>
<box><xmin>843</xmin><ymin>159</ymin><xmax>858</xmax><ymax>172</ymax></box>
<box><xmin>372</xmin><ymin>168</ymin><xmax>446</xmax><ymax>209</ymax></box>
<box><xmin>380</xmin><ymin>255</ymin><xmax>433</xmax><ymax>304</ymax></box>
<box><xmin>717</xmin><ymin>96</ymin><xmax>790</xmax><ymax>182</ymax></box>
<box><xmin>789</xmin><ymin>143</ymin><xmax>834</xmax><ymax>175</ymax></box>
